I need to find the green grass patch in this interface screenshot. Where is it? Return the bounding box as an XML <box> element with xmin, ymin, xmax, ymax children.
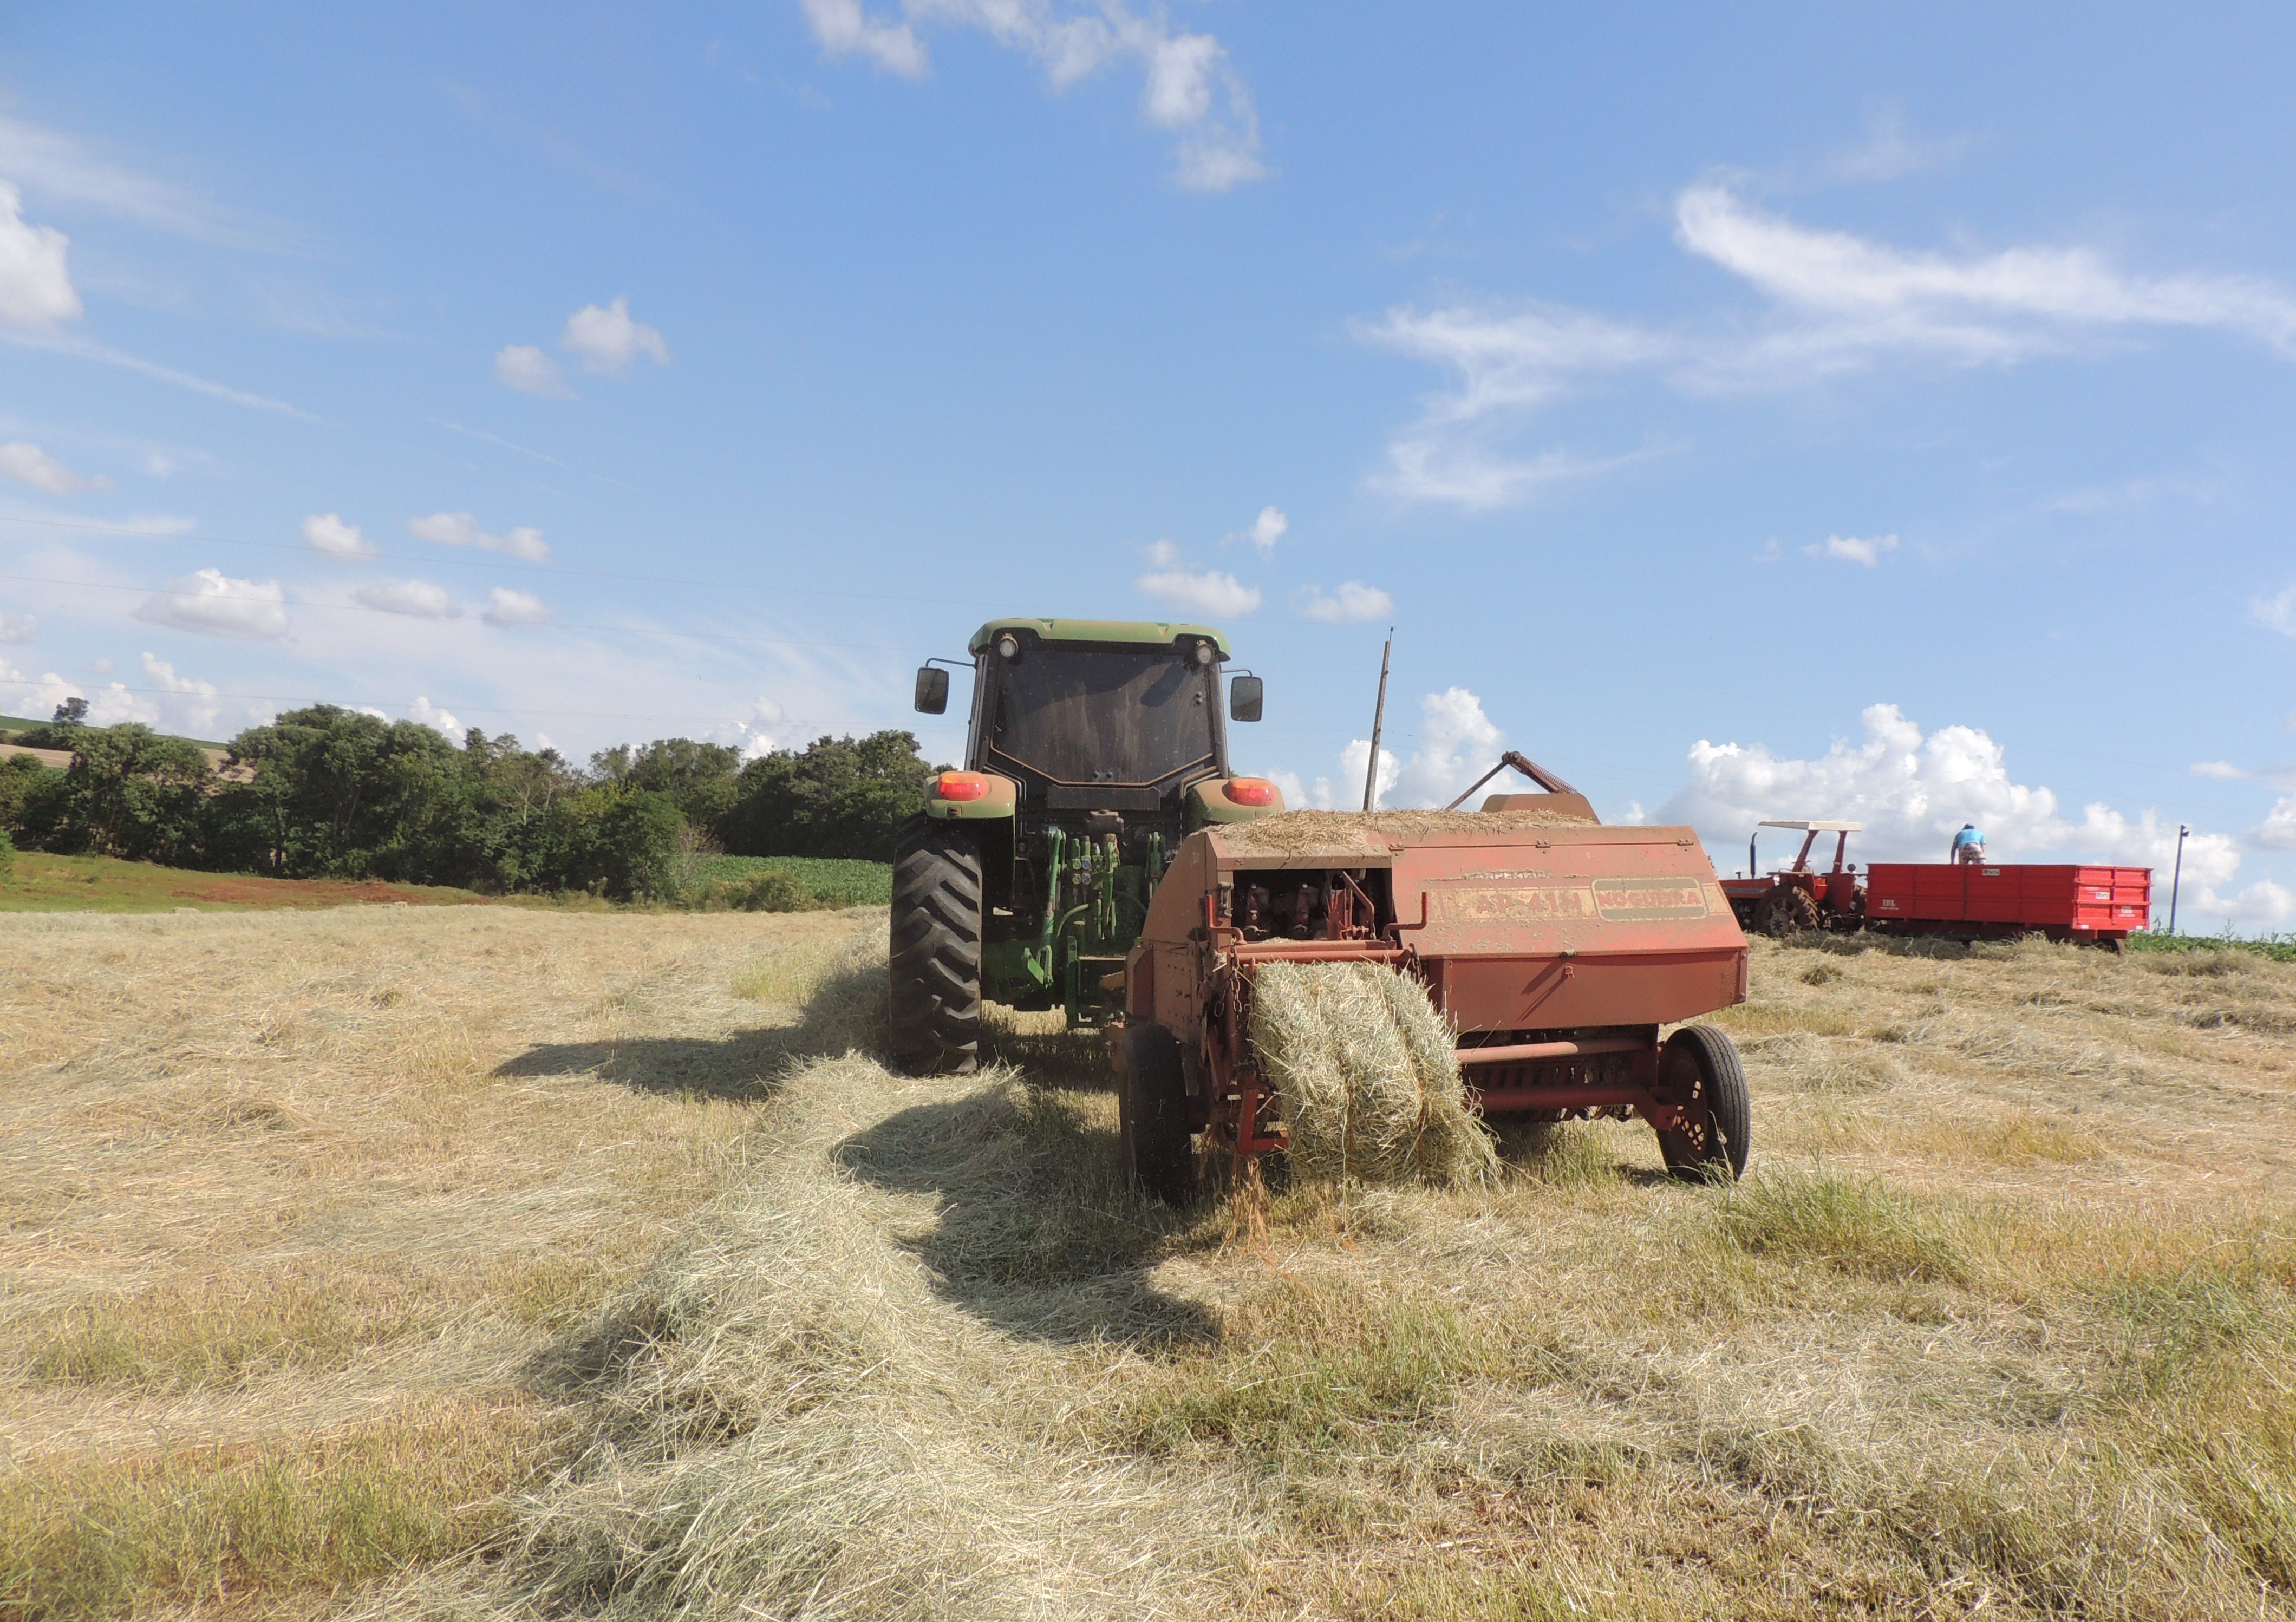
<box><xmin>2128</xmin><ymin>930</ymin><xmax>2296</xmax><ymax>964</ymax></box>
<box><xmin>0</xmin><ymin>852</ymin><xmax>493</xmax><ymax>913</ymax></box>
<box><xmin>1108</xmin><ymin>1280</ymin><xmax>1512</xmax><ymax>1469</ymax></box>
<box><xmin>694</xmin><ymin>854</ymin><xmax>890</xmax><ymax>906</ymax></box>
<box><xmin>0</xmin><ymin>1404</ymin><xmax>556</xmax><ymax>1622</ymax></box>
<box><xmin>1711</xmin><ymin>1168</ymin><xmax>1973</xmax><ymax>1285</ymax></box>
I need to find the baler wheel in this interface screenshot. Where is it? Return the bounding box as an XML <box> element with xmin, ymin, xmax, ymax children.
<box><xmin>1757</xmin><ymin>884</ymin><xmax>1821</xmax><ymax>938</ymax></box>
<box><xmin>1656</xmin><ymin>1025</ymin><xmax>1750</xmax><ymax>1182</ymax></box>
<box><xmin>1117</xmin><ymin>1021</ymin><xmax>1195</xmax><ymax>1204</ymax></box>
<box><xmin>889</xmin><ymin>814</ymin><xmax>983</xmax><ymax>1076</ymax></box>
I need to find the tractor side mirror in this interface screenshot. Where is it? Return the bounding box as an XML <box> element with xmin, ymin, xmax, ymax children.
<box><xmin>1228</xmin><ymin>675</ymin><xmax>1263</xmax><ymax>723</ymax></box>
<box><xmin>914</xmin><ymin>665</ymin><xmax>949</xmax><ymax>715</ymax></box>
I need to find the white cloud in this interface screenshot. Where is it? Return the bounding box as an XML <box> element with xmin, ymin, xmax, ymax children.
<box><xmin>408</xmin><ymin>511</ymin><xmax>550</xmax><ymax>562</ymax></box>
<box><xmin>0</xmin><ymin>612</ymin><xmax>36</xmax><ymax>643</ymax></box>
<box><xmin>1135</xmin><ymin>563</ymin><xmax>1260</xmax><ymax>618</ymax></box>
<box><xmin>0</xmin><ymin>441</ymin><xmax>109</xmax><ymax>495</ymax></box>
<box><xmin>795</xmin><ymin>0</ymin><xmax>928</xmax><ymax>76</ymax></box>
<box><xmin>797</xmin><ymin>0</ymin><xmax>1264</xmax><ymax>191</ymax></box>
<box><xmin>1230</xmin><ymin>505</ymin><xmax>1287</xmax><ymax>553</ymax></box>
<box><xmin>2253</xmin><ymin>583</ymin><xmax>2296</xmax><ymax>637</ymax></box>
<box><xmin>1297</xmin><ymin>580</ymin><xmax>1394</xmax><ymax>624</ymax></box>
<box><xmin>1361</xmin><ymin>179</ymin><xmax>2296</xmax><ymax>508</ymax></box>
<box><xmin>138</xmin><ymin>651</ymin><xmax>221</xmax><ymax>736</ymax></box>
<box><xmin>560</xmin><ymin>296</ymin><xmax>669</xmax><ymax>374</ymax></box>
<box><xmin>1806</xmin><ymin>533</ymin><xmax>1899</xmax><ymax>566</ymax></box>
<box><xmin>495</xmin><ymin>343</ymin><xmax>575</xmax><ymax>397</ymax></box>
<box><xmin>482</xmin><ymin>586</ymin><xmax>553</xmax><ymax>626</ymax></box>
<box><xmin>2192</xmin><ymin>761</ymin><xmax>2246</xmax><ymax>780</ymax></box>
<box><xmin>733</xmin><ymin>697</ymin><xmax>792</xmax><ymax>760</ymax></box>
<box><xmin>302</xmin><ymin>512</ymin><xmax>373</xmax><ymax>558</ymax></box>
<box><xmin>1277</xmin><ymin>688</ymin><xmax>1504</xmax><ymax>813</ymax></box>
<box><xmin>408</xmin><ymin>696</ymin><xmax>463</xmax><ymax>736</ymax></box>
<box><xmin>354</xmin><ymin>579</ymin><xmax>458</xmax><ymax>618</ymax></box>
<box><xmin>0</xmin><ymin>181</ymin><xmax>81</xmax><ymax>332</ymax></box>
<box><xmin>132</xmin><ymin>568</ymin><xmax>289</xmax><ymax>640</ymax></box>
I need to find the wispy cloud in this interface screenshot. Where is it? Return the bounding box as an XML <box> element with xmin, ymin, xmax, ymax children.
<box><xmin>794</xmin><ymin>0</ymin><xmax>1264</xmax><ymax>191</ymax></box>
<box><xmin>1361</xmin><ymin>179</ymin><xmax>2296</xmax><ymax>508</ymax></box>
<box><xmin>0</xmin><ymin>441</ymin><xmax>110</xmax><ymax>496</ymax></box>
<box><xmin>0</xmin><ymin>114</ymin><xmax>309</xmax><ymax>252</ymax></box>
<box><xmin>1806</xmin><ymin>533</ymin><xmax>1899</xmax><ymax>566</ymax></box>
<box><xmin>408</xmin><ymin>511</ymin><xmax>550</xmax><ymax>563</ymax></box>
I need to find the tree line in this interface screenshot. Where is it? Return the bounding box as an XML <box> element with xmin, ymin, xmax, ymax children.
<box><xmin>0</xmin><ymin>704</ymin><xmax>938</xmax><ymax>900</ymax></box>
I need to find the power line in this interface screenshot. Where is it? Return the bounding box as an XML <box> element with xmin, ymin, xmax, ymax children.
<box><xmin>0</xmin><ymin>511</ymin><xmax>1010</xmax><ymax>610</ymax></box>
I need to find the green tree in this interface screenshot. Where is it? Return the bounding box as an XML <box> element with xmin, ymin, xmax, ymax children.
<box><xmin>62</xmin><ymin>724</ymin><xmax>213</xmax><ymax>862</ymax></box>
<box><xmin>623</xmin><ymin>737</ymin><xmax>742</xmax><ymax>834</ymax></box>
<box><xmin>723</xmin><ymin>731</ymin><xmax>934</xmax><ymax>860</ymax></box>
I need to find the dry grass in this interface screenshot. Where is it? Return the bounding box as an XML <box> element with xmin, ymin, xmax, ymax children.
<box><xmin>1210</xmin><ymin>807</ymin><xmax>1594</xmax><ymax>856</ymax></box>
<box><xmin>0</xmin><ymin>903</ymin><xmax>878</xmax><ymax>1621</ymax></box>
<box><xmin>21</xmin><ymin>920</ymin><xmax>2296</xmax><ymax>1620</ymax></box>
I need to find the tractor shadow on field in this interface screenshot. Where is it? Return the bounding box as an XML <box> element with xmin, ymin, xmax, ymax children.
<box><xmin>493</xmin><ymin>958</ymin><xmax>890</xmax><ymax>1101</ymax></box>
<box><xmin>834</xmin><ymin>1086</ymin><xmax>1221</xmax><ymax>1351</ymax></box>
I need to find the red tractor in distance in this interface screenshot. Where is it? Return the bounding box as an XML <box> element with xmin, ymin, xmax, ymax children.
<box><xmin>1719</xmin><ymin>820</ymin><xmax>1866</xmax><ymax>937</ymax></box>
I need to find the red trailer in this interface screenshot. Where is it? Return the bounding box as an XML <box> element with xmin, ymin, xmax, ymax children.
<box><xmin>1864</xmin><ymin>862</ymin><xmax>2151</xmax><ymax>949</ymax></box>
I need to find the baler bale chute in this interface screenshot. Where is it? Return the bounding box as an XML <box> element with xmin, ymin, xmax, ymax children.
<box><xmin>1113</xmin><ymin>795</ymin><xmax>1754</xmax><ymax>1200</ymax></box>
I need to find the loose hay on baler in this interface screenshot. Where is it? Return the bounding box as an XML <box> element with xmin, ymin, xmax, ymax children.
<box><xmin>1112</xmin><ymin>802</ymin><xmax>1754</xmax><ymax>1200</ymax></box>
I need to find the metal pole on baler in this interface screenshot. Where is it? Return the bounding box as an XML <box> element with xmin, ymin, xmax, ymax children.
<box><xmin>1362</xmin><ymin>629</ymin><xmax>1393</xmax><ymax>813</ymax></box>
<box><xmin>2169</xmin><ymin>823</ymin><xmax>2188</xmax><ymax>934</ymax></box>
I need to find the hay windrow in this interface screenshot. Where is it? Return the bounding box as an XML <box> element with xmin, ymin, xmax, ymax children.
<box><xmin>1207</xmin><ymin>806</ymin><xmax>1596</xmax><ymax>856</ymax></box>
<box><xmin>1249</xmin><ymin>959</ymin><xmax>1499</xmax><ymax>1188</ymax></box>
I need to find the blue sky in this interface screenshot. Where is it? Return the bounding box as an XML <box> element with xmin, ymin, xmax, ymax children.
<box><xmin>4</xmin><ymin>4</ymin><xmax>2295</xmax><ymax>924</ymax></box>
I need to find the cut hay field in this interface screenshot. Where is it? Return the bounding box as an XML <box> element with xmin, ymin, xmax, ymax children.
<box><xmin>8</xmin><ymin>917</ymin><xmax>2296</xmax><ymax>1621</ymax></box>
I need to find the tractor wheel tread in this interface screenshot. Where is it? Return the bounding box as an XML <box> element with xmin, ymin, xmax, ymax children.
<box><xmin>1657</xmin><ymin>1024</ymin><xmax>1751</xmax><ymax>1182</ymax></box>
<box><xmin>1118</xmin><ymin>1021</ymin><xmax>1195</xmax><ymax>1204</ymax></box>
<box><xmin>888</xmin><ymin>814</ymin><xmax>984</xmax><ymax>1075</ymax></box>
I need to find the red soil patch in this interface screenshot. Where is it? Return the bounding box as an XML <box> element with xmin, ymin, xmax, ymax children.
<box><xmin>165</xmin><ymin>876</ymin><xmax>492</xmax><ymax>908</ymax></box>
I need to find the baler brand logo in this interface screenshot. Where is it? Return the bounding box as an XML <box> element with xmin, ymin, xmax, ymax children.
<box><xmin>1590</xmin><ymin>876</ymin><xmax>1711</xmax><ymax>923</ymax></box>
<box><xmin>1433</xmin><ymin>885</ymin><xmax>1597</xmax><ymax>925</ymax></box>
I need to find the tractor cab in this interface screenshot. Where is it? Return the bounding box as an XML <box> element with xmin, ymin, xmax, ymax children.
<box><xmin>895</xmin><ymin>618</ymin><xmax>1280</xmax><ymax>1070</ymax></box>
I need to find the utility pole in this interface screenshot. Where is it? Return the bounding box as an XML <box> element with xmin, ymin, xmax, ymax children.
<box><xmin>1362</xmin><ymin>629</ymin><xmax>1393</xmax><ymax>813</ymax></box>
<box><xmin>2169</xmin><ymin>823</ymin><xmax>2189</xmax><ymax>934</ymax></box>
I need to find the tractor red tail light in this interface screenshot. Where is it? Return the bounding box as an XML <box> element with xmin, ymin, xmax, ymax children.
<box><xmin>935</xmin><ymin>771</ymin><xmax>990</xmax><ymax>802</ymax></box>
<box><xmin>1224</xmin><ymin>777</ymin><xmax>1276</xmax><ymax>807</ymax></box>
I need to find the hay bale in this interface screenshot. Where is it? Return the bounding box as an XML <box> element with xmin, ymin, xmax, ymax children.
<box><xmin>1210</xmin><ymin>807</ymin><xmax>1594</xmax><ymax>858</ymax></box>
<box><xmin>1249</xmin><ymin>960</ymin><xmax>1499</xmax><ymax>1188</ymax></box>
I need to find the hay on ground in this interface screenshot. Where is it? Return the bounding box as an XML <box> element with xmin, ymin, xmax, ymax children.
<box><xmin>1210</xmin><ymin>806</ymin><xmax>1596</xmax><ymax>856</ymax></box>
<box><xmin>1249</xmin><ymin>959</ymin><xmax>1499</xmax><ymax>1187</ymax></box>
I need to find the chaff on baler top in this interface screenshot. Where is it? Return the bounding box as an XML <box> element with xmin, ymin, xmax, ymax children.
<box><xmin>1206</xmin><ymin>806</ymin><xmax>1596</xmax><ymax>858</ymax></box>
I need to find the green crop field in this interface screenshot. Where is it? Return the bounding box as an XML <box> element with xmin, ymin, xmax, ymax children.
<box><xmin>695</xmin><ymin>854</ymin><xmax>892</xmax><ymax>906</ymax></box>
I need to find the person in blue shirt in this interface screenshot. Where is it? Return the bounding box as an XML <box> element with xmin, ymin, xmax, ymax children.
<box><xmin>1950</xmin><ymin>823</ymin><xmax>1986</xmax><ymax>864</ymax></box>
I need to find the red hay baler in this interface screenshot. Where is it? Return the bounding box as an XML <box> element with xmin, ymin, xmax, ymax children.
<box><xmin>1111</xmin><ymin>797</ymin><xmax>1754</xmax><ymax>1201</ymax></box>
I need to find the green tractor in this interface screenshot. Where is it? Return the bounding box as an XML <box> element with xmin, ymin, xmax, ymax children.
<box><xmin>892</xmin><ymin>617</ymin><xmax>1281</xmax><ymax>1074</ymax></box>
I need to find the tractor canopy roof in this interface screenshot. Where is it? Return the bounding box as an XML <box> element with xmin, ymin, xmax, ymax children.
<box><xmin>967</xmin><ymin>617</ymin><xmax>1233</xmax><ymax>659</ymax></box>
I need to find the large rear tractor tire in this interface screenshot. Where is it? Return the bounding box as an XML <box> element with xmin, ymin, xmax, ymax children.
<box><xmin>890</xmin><ymin>814</ymin><xmax>983</xmax><ymax>1075</ymax></box>
<box><xmin>1656</xmin><ymin>1025</ymin><xmax>1751</xmax><ymax>1183</ymax></box>
<box><xmin>1117</xmin><ymin>1020</ymin><xmax>1195</xmax><ymax>1204</ymax></box>
<box><xmin>1757</xmin><ymin>884</ymin><xmax>1821</xmax><ymax>938</ymax></box>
